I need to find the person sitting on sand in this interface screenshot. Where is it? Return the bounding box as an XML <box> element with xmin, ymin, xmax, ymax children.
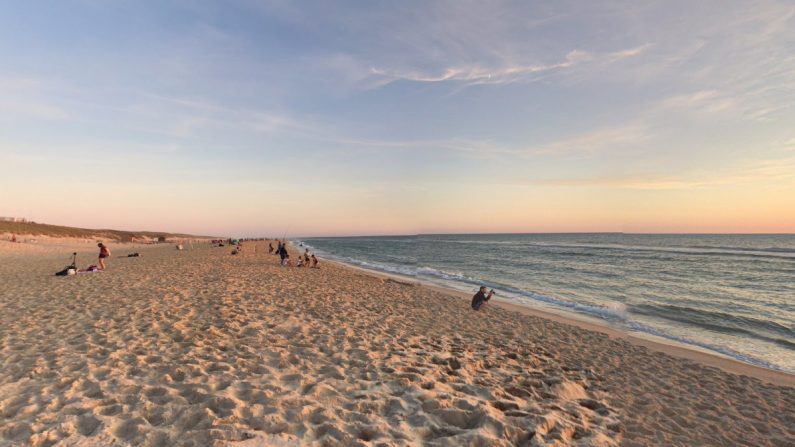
<box><xmin>97</xmin><ymin>243</ymin><xmax>111</xmax><ymax>270</ymax></box>
<box><xmin>311</xmin><ymin>254</ymin><xmax>318</xmax><ymax>268</ymax></box>
<box><xmin>471</xmin><ymin>286</ymin><xmax>494</xmax><ymax>311</ymax></box>
<box><xmin>285</xmin><ymin>255</ymin><xmax>293</xmax><ymax>267</ymax></box>
<box><xmin>296</xmin><ymin>257</ymin><xmax>303</xmax><ymax>267</ymax></box>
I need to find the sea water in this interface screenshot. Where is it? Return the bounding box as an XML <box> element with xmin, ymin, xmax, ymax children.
<box><xmin>296</xmin><ymin>234</ymin><xmax>795</xmax><ymax>373</ymax></box>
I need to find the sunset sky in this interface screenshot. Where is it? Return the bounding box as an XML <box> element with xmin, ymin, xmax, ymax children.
<box><xmin>2</xmin><ymin>1</ymin><xmax>794</xmax><ymax>236</ymax></box>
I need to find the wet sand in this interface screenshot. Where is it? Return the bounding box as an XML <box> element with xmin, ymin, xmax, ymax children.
<box><xmin>1</xmin><ymin>240</ymin><xmax>793</xmax><ymax>446</ymax></box>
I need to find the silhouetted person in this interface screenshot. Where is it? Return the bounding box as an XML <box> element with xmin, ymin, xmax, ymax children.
<box><xmin>97</xmin><ymin>243</ymin><xmax>111</xmax><ymax>270</ymax></box>
<box><xmin>471</xmin><ymin>286</ymin><xmax>494</xmax><ymax>311</ymax></box>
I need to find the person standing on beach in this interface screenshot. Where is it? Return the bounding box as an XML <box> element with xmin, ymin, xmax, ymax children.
<box><xmin>277</xmin><ymin>241</ymin><xmax>287</xmax><ymax>263</ymax></box>
<box><xmin>97</xmin><ymin>243</ymin><xmax>111</xmax><ymax>270</ymax></box>
<box><xmin>471</xmin><ymin>286</ymin><xmax>494</xmax><ymax>311</ymax></box>
<box><xmin>268</xmin><ymin>242</ymin><xmax>274</xmax><ymax>254</ymax></box>
<box><xmin>311</xmin><ymin>254</ymin><xmax>318</xmax><ymax>268</ymax></box>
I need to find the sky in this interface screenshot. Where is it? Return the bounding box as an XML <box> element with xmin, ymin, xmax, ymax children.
<box><xmin>1</xmin><ymin>0</ymin><xmax>794</xmax><ymax>236</ymax></box>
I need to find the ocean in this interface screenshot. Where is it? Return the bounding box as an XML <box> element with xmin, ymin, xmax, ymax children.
<box><xmin>295</xmin><ymin>234</ymin><xmax>795</xmax><ymax>373</ymax></box>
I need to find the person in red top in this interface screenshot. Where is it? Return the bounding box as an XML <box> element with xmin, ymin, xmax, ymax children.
<box><xmin>97</xmin><ymin>242</ymin><xmax>111</xmax><ymax>270</ymax></box>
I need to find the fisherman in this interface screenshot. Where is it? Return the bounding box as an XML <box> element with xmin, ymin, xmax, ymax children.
<box><xmin>277</xmin><ymin>241</ymin><xmax>288</xmax><ymax>263</ymax></box>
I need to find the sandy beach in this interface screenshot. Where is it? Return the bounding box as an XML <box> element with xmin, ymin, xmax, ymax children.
<box><xmin>1</xmin><ymin>240</ymin><xmax>794</xmax><ymax>446</ymax></box>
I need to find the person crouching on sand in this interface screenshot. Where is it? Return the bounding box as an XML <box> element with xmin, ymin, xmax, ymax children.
<box><xmin>97</xmin><ymin>243</ymin><xmax>111</xmax><ymax>270</ymax></box>
<box><xmin>471</xmin><ymin>286</ymin><xmax>494</xmax><ymax>311</ymax></box>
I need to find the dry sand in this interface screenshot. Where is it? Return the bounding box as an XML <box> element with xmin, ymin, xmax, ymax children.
<box><xmin>1</xmin><ymin>240</ymin><xmax>793</xmax><ymax>446</ymax></box>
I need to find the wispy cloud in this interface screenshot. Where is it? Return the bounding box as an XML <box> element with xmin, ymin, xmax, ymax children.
<box><xmin>369</xmin><ymin>49</ymin><xmax>591</xmax><ymax>86</ymax></box>
<box><xmin>608</xmin><ymin>43</ymin><xmax>652</xmax><ymax>60</ymax></box>
<box><xmin>111</xmin><ymin>93</ymin><xmax>300</xmax><ymax>140</ymax></box>
<box><xmin>367</xmin><ymin>44</ymin><xmax>649</xmax><ymax>88</ymax></box>
<box><xmin>305</xmin><ymin>121</ymin><xmax>652</xmax><ymax>161</ymax></box>
<box><xmin>658</xmin><ymin>90</ymin><xmax>736</xmax><ymax>115</ymax></box>
<box><xmin>524</xmin><ymin>124</ymin><xmax>651</xmax><ymax>156</ymax></box>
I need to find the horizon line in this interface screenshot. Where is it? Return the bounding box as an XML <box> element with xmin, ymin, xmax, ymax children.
<box><xmin>290</xmin><ymin>231</ymin><xmax>795</xmax><ymax>238</ymax></box>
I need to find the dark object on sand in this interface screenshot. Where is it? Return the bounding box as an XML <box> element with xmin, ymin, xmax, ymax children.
<box><xmin>55</xmin><ymin>253</ymin><xmax>77</xmax><ymax>276</ymax></box>
<box><xmin>471</xmin><ymin>287</ymin><xmax>495</xmax><ymax>311</ymax></box>
<box><xmin>126</xmin><ymin>253</ymin><xmax>141</xmax><ymax>257</ymax></box>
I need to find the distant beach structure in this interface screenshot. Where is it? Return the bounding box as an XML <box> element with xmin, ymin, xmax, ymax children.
<box><xmin>0</xmin><ymin>217</ymin><xmax>28</xmax><ymax>222</ymax></box>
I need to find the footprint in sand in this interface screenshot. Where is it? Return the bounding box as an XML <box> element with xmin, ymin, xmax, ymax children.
<box><xmin>75</xmin><ymin>414</ymin><xmax>101</xmax><ymax>436</ymax></box>
<box><xmin>206</xmin><ymin>396</ymin><xmax>237</xmax><ymax>417</ymax></box>
<box><xmin>112</xmin><ymin>417</ymin><xmax>143</xmax><ymax>441</ymax></box>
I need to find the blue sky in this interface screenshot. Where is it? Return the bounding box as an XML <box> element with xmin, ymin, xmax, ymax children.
<box><xmin>1</xmin><ymin>1</ymin><xmax>794</xmax><ymax>236</ymax></box>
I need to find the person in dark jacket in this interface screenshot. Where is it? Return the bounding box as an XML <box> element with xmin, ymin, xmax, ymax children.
<box><xmin>471</xmin><ymin>286</ymin><xmax>494</xmax><ymax>311</ymax></box>
<box><xmin>277</xmin><ymin>241</ymin><xmax>288</xmax><ymax>264</ymax></box>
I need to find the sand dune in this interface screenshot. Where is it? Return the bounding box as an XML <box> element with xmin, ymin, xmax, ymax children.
<box><xmin>1</xmin><ymin>240</ymin><xmax>793</xmax><ymax>446</ymax></box>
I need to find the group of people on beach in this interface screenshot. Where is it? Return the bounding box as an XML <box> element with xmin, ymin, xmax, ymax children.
<box><xmin>56</xmin><ymin>242</ymin><xmax>110</xmax><ymax>275</ymax></box>
<box><xmin>89</xmin><ymin>239</ymin><xmax>319</xmax><ymax>271</ymax></box>
<box><xmin>270</xmin><ymin>241</ymin><xmax>318</xmax><ymax>268</ymax></box>
<box><xmin>86</xmin><ymin>238</ymin><xmax>489</xmax><ymax>315</ymax></box>
<box><xmin>86</xmin><ymin>239</ymin><xmax>317</xmax><ymax>273</ymax></box>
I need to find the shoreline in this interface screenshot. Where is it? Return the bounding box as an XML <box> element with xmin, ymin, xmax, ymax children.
<box><xmin>316</xmin><ymin>250</ymin><xmax>795</xmax><ymax>387</ymax></box>
<box><xmin>3</xmin><ymin>239</ymin><xmax>794</xmax><ymax>445</ymax></box>
<box><xmin>11</xmin><ymin>235</ymin><xmax>794</xmax><ymax>386</ymax></box>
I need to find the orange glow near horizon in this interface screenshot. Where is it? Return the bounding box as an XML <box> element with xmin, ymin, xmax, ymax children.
<box><xmin>3</xmin><ymin>176</ymin><xmax>794</xmax><ymax>237</ymax></box>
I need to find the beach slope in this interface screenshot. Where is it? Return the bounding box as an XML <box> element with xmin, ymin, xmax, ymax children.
<box><xmin>1</xmin><ymin>240</ymin><xmax>793</xmax><ymax>446</ymax></box>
